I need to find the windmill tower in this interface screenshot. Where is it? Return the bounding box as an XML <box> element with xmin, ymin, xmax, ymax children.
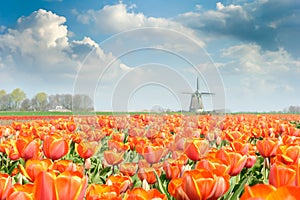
<box><xmin>183</xmin><ymin>77</ymin><xmax>214</xmax><ymax>113</ymax></box>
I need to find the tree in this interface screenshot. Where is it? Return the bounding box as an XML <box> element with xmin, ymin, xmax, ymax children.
<box><xmin>32</xmin><ymin>92</ymin><xmax>48</xmax><ymax>111</ymax></box>
<box><xmin>10</xmin><ymin>88</ymin><xmax>26</xmax><ymax>110</ymax></box>
<box><xmin>0</xmin><ymin>90</ymin><xmax>7</xmax><ymax>110</ymax></box>
<box><xmin>21</xmin><ymin>98</ymin><xmax>31</xmax><ymax>111</ymax></box>
<box><xmin>73</xmin><ymin>94</ymin><xmax>94</xmax><ymax>111</ymax></box>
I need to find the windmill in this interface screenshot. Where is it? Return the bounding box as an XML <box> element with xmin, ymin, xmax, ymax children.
<box><xmin>183</xmin><ymin>77</ymin><xmax>214</xmax><ymax>113</ymax></box>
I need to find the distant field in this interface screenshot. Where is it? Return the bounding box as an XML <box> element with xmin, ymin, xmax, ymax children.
<box><xmin>0</xmin><ymin>111</ymin><xmax>158</xmax><ymax>116</ymax></box>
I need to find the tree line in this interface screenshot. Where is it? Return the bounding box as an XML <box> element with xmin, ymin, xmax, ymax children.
<box><xmin>0</xmin><ymin>88</ymin><xmax>93</xmax><ymax>111</ymax></box>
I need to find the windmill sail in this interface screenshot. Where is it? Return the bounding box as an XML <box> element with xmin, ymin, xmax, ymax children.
<box><xmin>183</xmin><ymin>77</ymin><xmax>214</xmax><ymax>113</ymax></box>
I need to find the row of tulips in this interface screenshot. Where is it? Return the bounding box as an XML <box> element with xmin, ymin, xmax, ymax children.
<box><xmin>0</xmin><ymin>113</ymin><xmax>300</xmax><ymax>199</ymax></box>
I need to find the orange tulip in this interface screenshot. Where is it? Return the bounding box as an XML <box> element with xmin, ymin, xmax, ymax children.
<box><xmin>256</xmin><ymin>138</ymin><xmax>280</xmax><ymax>158</ymax></box>
<box><xmin>265</xmin><ymin>186</ymin><xmax>300</xmax><ymax>200</ymax></box>
<box><xmin>54</xmin><ymin>171</ymin><xmax>88</xmax><ymax>200</ymax></box>
<box><xmin>16</xmin><ymin>136</ymin><xmax>41</xmax><ymax>160</ymax></box>
<box><xmin>168</xmin><ymin>178</ymin><xmax>189</xmax><ymax>200</ymax></box>
<box><xmin>142</xmin><ymin>145</ymin><xmax>164</xmax><ymax>164</ymax></box>
<box><xmin>169</xmin><ymin>168</ymin><xmax>229</xmax><ymax>200</ymax></box>
<box><xmin>108</xmin><ymin>140</ymin><xmax>130</xmax><ymax>152</ymax></box>
<box><xmin>216</xmin><ymin>149</ymin><xmax>247</xmax><ymax>176</ymax></box>
<box><xmin>120</xmin><ymin>162</ymin><xmax>138</xmax><ymax>177</ymax></box>
<box><xmin>7</xmin><ymin>183</ymin><xmax>34</xmax><ymax>200</ymax></box>
<box><xmin>85</xmin><ymin>184</ymin><xmax>121</xmax><ymax>200</ymax></box>
<box><xmin>33</xmin><ymin>170</ymin><xmax>88</xmax><ymax>200</ymax></box>
<box><xmin>76</xmin><ymin>141</ymin><xmax>99</xmax><ymax>159</ymax></box>
<box><xmin>66</xmin><ymin>121</ymin><xmax>76</xmax><ymax>132</ymax></box>
<box><xmin>138</xmin><ymin>167</ymin><xmax>161</xmax><ymax>184</ymax></box>
<box><xmin>276</xmin><ymin>144</ymin><xmax>300</xmax><ymax>165</ymax></box>
<box><xmin>5</xmin><ymin>140</ymin><xmax>21</xmax><ymax>161</ymax></box>
<box><xmin>147</xmin><ymin>188</ymin><xmax>167</xmax><ymax>200</ymax></box>
<box><xmin>0</xmin><ymin>173</ymin><xmax>12</xmax><ymax>200</ymax></box>
<box><xmin>123</xmin><ymin>188</ymin><xmax>148</xmax><ymax>200</ymax></box>
<box><xmin>42</xmin><ymin>134</ymin><xmax>69</xmax><ymax>160</ymax></box>
<box><xmin>240</xmin><ymin>184</ymin><xmax>276</xmax><ymax>200</ymax></box>
<box><xmin>163</xmin><ymin>159</ymin><xmax>182</xmax><ymax>180</ymax></box>
<box><xmin>103</xmin><ymin>150</ymin><xmax>124</xmax><ymax>166</ymax></box>
<box><xmin>269</xmin><ymin>162</ymin><xmax>296</xmax><ymax>187</ymax></box>
<box><xmin>230</xmin><ymin>140</ymin><xmax>250</xmax><ymax>155</ymax></box>
<box><xmin>107</xmin><ymin>174</ymin><xmax>132</xmax><ymax>193</ymax></box>
<box><xmin>19</xmin><ymin>159</ymin><xmax>53</xmax><ymax>182</ymax></box>
<box><xmin>182</xmin><ymin>169</ymin><xmax>216</xmax><ymax>200</ymax></box>
<box><xmin>32</xmin><ymin>171</ymin><xmax>56</xmax><ymax>200</ymax></box>
<box><xmin>184</xmin><ymin>138</ymin><xmax>210</xmax><ymax>161</ymax></box>
<box><xmin>51</xmin><ymin>160</ymin><xmax>84</xmax><ymax>174</ymax></box>
<box><xmin>241</xmin><ymin>184</ymin><xmax>300</xmax><ymax>200</ymax></box>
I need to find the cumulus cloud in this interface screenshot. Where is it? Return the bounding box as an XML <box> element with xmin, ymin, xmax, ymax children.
<box><xmin>0</xmin><ymin>9</ymin><xmax>129</xmax><ymax>96</ymax></box>
<box><xmin>218</xmin><ymin>43</ymin><xmax>300</xmax><ymax>111</ymax></box>
<box><xmin>177</xmin><ymin>0</ymin><xmax>300</xmax><ymax>56</ymax></box>
<box><xmin>75</xmin><ymin>3</ymin><xmax>204</xmax><ymax>47</ymax></box>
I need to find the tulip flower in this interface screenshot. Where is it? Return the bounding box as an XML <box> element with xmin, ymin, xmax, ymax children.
<box><xmin>85</xmin><ymin>184</ymin><xmax>121</xmax><ymax>200</ymax></box>
<box><xmin>33</xmin><ymin>170</ymin><xmax>88</xmax><ymax>200</ymax></box>
<box><xmin>240</xmin><ymin>184</ymin><xmax>276</xmax><ymax>200</ymax></box>
<box><xmin>163</xmin><ymin>159</ymin><xmax>182</xmax><ymax>180</ymax></box>
<box><xmin>184</xmin><ymin>138</ymin><xmax>210</xmax><ymax>161</ymax></box>
<box><xmin>123</xmin><ymin>188</ymin><xmax>148</xmax><ymax>200</ymax></box>
<box><xmin>216</xmin><ymin>149</ymin><xmax>247</xmax><ymax>176</ymax></box>
<box><xmin>76</xmin><ymin>141</ymin><xmax>99</xmax><ymax>159</ymax></box>
<box><xmin>142</xmin><ymin>145</ymin><xmax>164</xmax><ymax>164</ymax></box>
<box><xmin>269</xmin><ymin>162</ymin><xmax>296</xmax><ymax>187</ymax></box>
<box><xmin>106</xmin><ymin>174</ymin><xmax>132</xmax><ymax>193</ymax></box>
<box><xmin>0</xmin><ymin>173</ymin><xmax>12</xmax><ymax>200</ymax></box>
<box><xmin>138</xmin><ymin>167</ymin><xmax>161</xmax><ymax>184</ymax></box>
<box><xmin>19</xmin><ymin>159</ymin><xmax>53</xmax><ymax>182</ymax></box>
<box><xmin>16</xmin><ymin>136</ymin><xmax>41</xmax><ymax>160</ymax></box>
<box><xmin>276</xmin><ymin>144</ymin><xmax>300</xmax><ymax>165</ymax></box>
<box><xmin>120</xmin><ymin>162</ymin><xmax>138</xmax><ymax>177</ymax></box>
<box><xmin>241</xmin><ymin>184</ymin><xmax>300</xmax><ymax>200</ymax></box>
<box><xmin>256</xmin><ymin>138</ymin><xmax>280</xmax><ymax>158</ymax></box>
<box><xmin>6</xmin><ymin>183</ymin><xmax>34</xmax><ymax>200</ymax></box>
<box><xmin>168</xmin><ymin>178</ymin><xmax>189</xmax><ymax>200</ymax></box>
<box><xmin>103</xmin><ymin>150</ymin><xmax>124</xmax><ymax>166</ymax></box>
<box><xmin>42</xmin><ymin>134</ymin><xmax>69</xmax><ymax>160</ymax></box>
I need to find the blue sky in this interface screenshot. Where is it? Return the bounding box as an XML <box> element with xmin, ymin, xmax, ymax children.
<box><xmin>0</xmin><ymin>0</ymin><xmax>299</xmax><ymax>112</ymax></box>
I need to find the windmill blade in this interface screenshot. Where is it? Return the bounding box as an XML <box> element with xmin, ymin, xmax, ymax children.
<box><xmin>181</xmin><ymin>92</ymin><xmax>193</xmax><ymax>94</ymax></box>
<box><xmin>200</xmin><ymin>92</ymin><xmax>215</xmax><ymax>95</ymax></box>
<box><xmin>197</xmin><ymin>77</ymin><xmax>199</xmax><ymax>91</ymax></box>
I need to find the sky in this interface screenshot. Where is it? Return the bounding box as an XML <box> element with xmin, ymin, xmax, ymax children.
<box><xmin>0</xmin><ymin>0</ymin><xmax>299</xmax><ymax>112</ymax></box>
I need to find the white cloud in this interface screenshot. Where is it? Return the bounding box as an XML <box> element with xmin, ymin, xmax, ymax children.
<box><xmin>218</xmin><ymin>43</ymin><xmax>300</xmax><ymax>111</ymax></box>
<box><xmin>76</xmin><ymin>3</ymin><xmax>202</xmax><ymax>46</ymax></box>
<box><xmin>0</xmin><ymin>9</ymin><xmax>129</xmax><ymax>96</ymax></box>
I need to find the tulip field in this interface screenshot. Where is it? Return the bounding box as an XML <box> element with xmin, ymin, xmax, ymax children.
<box><xmin>0</xmin><ymin>113</ymin><xmax>300</xmax><ymax>199</ymax></box>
